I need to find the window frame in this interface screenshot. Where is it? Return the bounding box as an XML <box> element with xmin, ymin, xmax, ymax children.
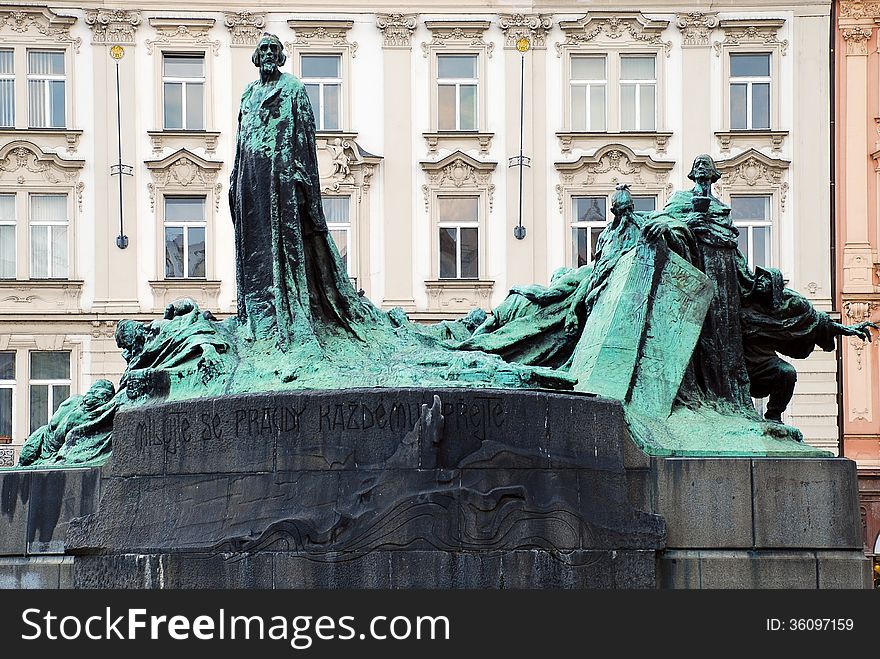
<box><xmin>618</xmin><ymin>54</ymin><xmax>657</xmax><ymax>132</ymax></box>
<box><xmin>322</xmin><ymin>194</ymin><xmax>354</xmax><ymax>281</ymax></box>
<box><xmin>153</xmin><ymin>45</ymin><xmax>213</xmax><ymax>134</ymax></box>
<box><xmin>0</xmin><ymin>351</ymin><xmax>15</xmax><ymax>444</ymax></box>
<box><xmin>0</xmin><ymin>43</ymin><xmax>75</xmax><ymax>131</ymax></box>
<box><xmin>728</xmin><ymin>52</ymin><xmax>772</xmax><ymax>131</ymax></box>
<box><xmin>428</xmin><ymin>45</ymin><xmax>489</xmax><ymax>134</ymax></box>
<box><xmin>28</xmin><ymin>191</ymin><xmax>69</xmax><ymax>280</ymax></box>
<box><xmin>569</xmin><ymin>54</ymin><xmax>607</xmax><ymax>132</ymax></box>
<box><xmin>569</xmin><ymin>193</ymin><xmax>658</xmax><ymax>267</ymax></box>
<box><xmin>26</xmin><ymin>49</ymin><xmax>66</xmax><ymax>129</ymax></box>
<box><xmin>27</xmin><ymin>349</ymin><xmax>71</xmax><ymax>434</ymax></box>
<box><xmin>0</xmin><ymin>48</ymin><xmax>15</xmax><ymax>128</ymax></box>
<box><xmin>730</xmin><ymin>193</ymin><xmax>774</xmax><ymax>270</ymax></box>
<box><xmin>0</xmin><ymin>192</ymin><xmax>16</xmax><ymax>279</ymax></box>
<box><xmin>436</xmin><ymin>194</ymin><xmax>481</xmax><ymax>280</ymax></box>
<box><xmin>436</xmin><ymin>53</ymin><xmax>479</xmax><ymax>132</ymax></box>
<box><xmin>300</xmin><ymin>53</ymin><xmax>343</xmax><ymax>132</ymax></box>
<box><xmin>162</xmin><ymin>195</ymin><xmax>208</xmax><ymax>280</ymax></box>
<box><xmin>161</xmin><ymin>52</ymin><xmax>206</xmax><ymax>131</ymax></box>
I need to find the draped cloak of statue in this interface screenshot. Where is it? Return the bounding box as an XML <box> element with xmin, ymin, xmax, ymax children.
<box><xmin>229</xmin><ymin>72</ymin><xmax>366</xmax><ymax>347</ymax></box>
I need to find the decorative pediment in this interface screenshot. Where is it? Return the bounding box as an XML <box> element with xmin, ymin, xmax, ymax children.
<box><xmin>288</xmin><ymin>19</ymin><xmax>357</xmax><ymax>57</ymax></box>
<box><xmin>0</xmin><ymin>6</ymin><xmax>80</xmax><ymax>51</ymax></box>
<box><xmin>715</xmin><ymin>148</ymin><xmax>790</xmax><ymax>208</ymax></box>
<box><xmin>224</xmin><ymin>11</ymin><xmax>265</xmax><ymax>47</ymax></box>
<box><xmin>498</xmin><ymin>14</ymin><xmax>553</xmax><ymax>50</ymax></box>
<box><xmin>376</xmin><ymin>14</ymin><xmax>418</xmax><ymax>48</ymax></box>
<box><xmin>713</xmin><ymin>18</ymin><xmax>787</xmax><ymax>57</ymax></box>
<box><xmin>420</xmin><ymin>151</ymin><xmax>497</xmax><ymax>210</ymax></box>
<box><xmin>556</xmin><ymin>12</ymin><xmax>671</xmax><ymax>57</ymax></box>
<box><xmin>0</xmin><ymin>141</ymin><xmax>84</xmax><ymax>185</ymax></box>
<box><xmin>145</xmin><ymin>149</ymin><xmax>223</xmax><ymax>211</ymax></box>
<box><xmin>316</xmin><ymin>135</ymin><xmax>382</xmax><ymax>195</ymax></box>
<box><xmin>422</xmin><ymin>20</ymin><xmax>493</xmax><ymax>58</ymax></box>
<box><xmin>146</xmin><ymin>17</ymin><xmax>220</xmax><ymax>55</ymax></box>
<box><xmin>554</xmin><ymin>144</ymin><xmax>674</xmax><ymax>212</ymax></box>
<box><xmin>85</xmin><ymin>8</ymin><xmax>142</xmax><ymax>45</ymax></box>
<box><xmin>675</xmin><ymin>12</ymin><xmax>718</xmax><ymax>47</ymax></box>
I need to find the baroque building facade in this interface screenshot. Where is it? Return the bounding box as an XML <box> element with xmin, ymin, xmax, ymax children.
<box><xmin>836</xmin><ymin>0</ymin><xmax>880</xmax><ymax>575</ymax></box>
<box><xmin>0</xmin><ymin>2</ymin><xmax>834</xmax><ymax>477</ymax></box>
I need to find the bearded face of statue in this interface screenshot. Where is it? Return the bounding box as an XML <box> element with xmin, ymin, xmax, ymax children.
<box><xmin>252</xmin><ymin>35</ymin><xmax>286</xmax><ymax>79</ymax></box>
<box><xmin>688</xmin><ymin>155</ymin><xmax>721</xmax><ymax>185</ymax></box>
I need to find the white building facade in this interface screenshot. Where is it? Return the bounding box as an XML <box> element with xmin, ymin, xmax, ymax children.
<box><xmin>0</xmin><ymin>1</ymin><xmax>836</xmax><ymax>463</ymax></box>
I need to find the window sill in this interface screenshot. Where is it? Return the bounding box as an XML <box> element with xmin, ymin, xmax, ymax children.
<box><xmin>556</xmin><ymin>131</ymin><xmax>672</xmax><ymax>155</ymax></box>
<box><xmin>423</xmin><ymin>132</ymin><xmax>494</xmax><ymax>156</ymax></box>
<box><xmin>0</xmin><ymin>128</ymin><xmax>83</xmax><ymax>152</ymax></box>
<box><xmin>424</xmin><ymin>278</ymin><xmax>494</xmax><ymax>313</ymax></box>
<box><xmin>715</xmin><ymin>130</ymin><xmax>787</xmax><ymax>153</ymax></box>
<box><xmin>148</xmin><ymin>279</ymin><xmax>222</xmax><ymax>314</ymax></box>
<box><xmin>0</xmin><ymin>279</ymin><xmax>83</xmax><ymax>312</ymax></box>
<box><xmin>147</xmin><ymin>130</ymin><xmax>221</xmax><ymax>155</ymax></box>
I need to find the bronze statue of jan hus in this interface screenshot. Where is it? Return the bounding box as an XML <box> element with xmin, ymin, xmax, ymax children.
<box><xmin>644</xmin><ymin>154</ymin><xmax>877</xmax><ymax>423</ymax></box>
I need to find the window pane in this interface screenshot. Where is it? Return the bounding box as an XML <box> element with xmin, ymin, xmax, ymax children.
<box><xmin>459</xmin><ymin>84</ymin><xmax>477</xmax><ymax>130</ymax></box>
<box><xmin>620</xmin><ymin>84</ymin><xmax>636</xmax><ymax>130</ymax></box>
<box><xmin>52</xmin><ymin>384</ymin><xmax>70</xmax><ymax>414</ymax></box>
<box><xmin>639</xmin><ymin>84</ymin><xmax>655</xmax><ymax>130</ymax></box>
<box><xmin>31</xmin><ymin>194</ymin><xmax>66</xmax><ymax>221</ymax></box>
<box><xmin>571</xmin><ymin>86</ymin><xmax>586</xmax><ymax>131</ymax></box>
<box><xmin>164</xmin><ymin>227</ymin><xmax>185</xmax><ymax>278</ymax></box>
<box><xmin>0</xmin><ymin>225</ymin><xmax>15</xmax><ymax>278</ymax></box>
<box><xmin>49</xmin><ymin>79</ymin><xmax>65</xmax><ymax>127</ymax></box>
<box><xmin>736</xmin><ymin>228</ymin><xmax>749</xmax><ymax>259</ymax></box>
<box><xmin>0</xmin><ymin>50</ymin><xmax>12</xmax><ymax>75</ymax></box>
<box><xmin>163</xmin><ymin>54</ymin><xmax>204</xmax><ymax>78</ymax></box>
<box><xmin>438</xmin><ymin>84</ymin><xmax>456</xmax><ymax>130</ymax></box>
<box><xmin>730</xmin><ymin>83</ymin><xmax>747</xmax><ymax>130</ymax></box>
<box><xmin>51</xmin><ymin>225</ymin><xmax>67</xmax><ymax>278</ymax></box>
<box><xmin>571</xmin><ymin>56</ymin><xmax>605</xmax><ymax>80</ymax></box>
<box><xmin>621</xmin><ymin>56</ymin><xmax>655</xmax><ymax>80</ymax></box>
<box><xmin>574</xmin><ymin>197</ymin><xmax>606</xmax><ymax>222</ymax></box>
<box><xmin>439</xmin><ymin>197</ymin><xmax>479</xmax><ymax>222</ymax></box>
<box><xmin>30</xmin><ymin>384</ymin><xmax>47</xmax><ymax>432</ymax></box>
<box><xmin>731</xmin><ymin>195</ymin><xmax>769</xmax><ymax>221</ymax></box>
<box><xmin>0</xmin><ymin>352</ymin><xmax>14</xmax><ymax>380</ymax></box>
<box><xmin>165</xmin><ymin>197</ymin><xmax>205</xmax><ymax>222</ymax></box>
<box><xmin>164</xmin><ymin>82</ymin><xmax>182</xmax><ymax>129</ymax></box>
<box><xmin>27</xmin><ymin>79</ymin><xmax>46</xmax><ymax>127</ymax></box>
<box><xmin>591</xmin><ymin>227</ymin><xmax>604</xmax><ymax>261</ymax></box>
<box><xmin>573</xmin><ymin>227</ymin><xmax>590</xmax><ymax>267</ymax></box>
<box><xmin>330</xmin><ymin>228</ymin><xmax>348</xmax><ymax>271</ymax></box>
<box><xmin>731</xmin><ymin>53</ymin><xmax>770</xmax><ymax>78</ymax></box>
<box><xmin>753</xmin><ymin>226</ymin><xmax>771</xmax><ymax>268</ymax></box>
<box><xmin>28</xmin><ymin>51</ymin><xmax>64</xmax><ymax>75</ymax></box>
<box><xmin>0</xmin><ymin>194</ymin><xmax>13</xmax><ymax>222</ymax></box>
<box><xmin>323</xmin><ymin>83</ymin><xmax>340</xmax><ymax>130</ymax></box>
<box><xmin>30</xmin><ymin>225</ymin><xmax>47</xmax><ymax>278</ymax></box>
<box><xmin>185</xmin><ymin>82</ymin><xmax>204</xmax><ymax>129</ymax></box>
<box><xmin>589</xmin><ymin>85</ymin><xmax>606</xmax><ymax>131</ymax></box>
<box><xmin>632</xmin><ymin>196</ymin><xmax>656</xmax><ymax>212</ymax></box>
<box><xmin>322</xmin><ymin>197</ymin><xmax>350</xmax><ymax>223</ymax></box>
<box><xmin>301</xmin><ymin>55</ymin><xmax>340</xmax><ymax>79</ymax></box>
<box><xmin>0</xmin><ymin>387</ymin><xmax>11</xmax><ymax>440</ymax></box>
<box><xmin>438</xmin><ymin>55</ymin><xmax>476</xmax><ymax>79</ymax></box>
<box><xmin>752</xmin><ymin>83</ymin><xmax>770</xmax><ymax>129</ymax></box>
<box><xmin>439</xmin><ymin>227</ymin><xmax>458</xmax><ymax>278</ymax></box>
<box><xmin>305</xmin><ymin>83</ymin><xmax>320</xmax><ymax>120</ymax></box>
<box><xmin>187</xmin><ymin>226</ymin><xmax>206</xmax><ymax>278</ymax></box>
<box><xmin>460</xmin><ymin>227</ymin><xmax>478</xmax><ymax>279</ymax></box>
<box><xmin>0</xmin><ymin>79</ymin><xmax>13</xmax><ymax>127</ymax></box>
<box><xmin>31</xmin><ymin>351</ymin><xmax>70</xmax><ymax>380</ymax></box>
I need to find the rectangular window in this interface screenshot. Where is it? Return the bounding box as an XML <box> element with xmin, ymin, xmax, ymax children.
<box><xmin>437</xmin><ymin>55</ymin><xmax>478</xmax><ymax>131</ymax></box>
<box><xmin>571</xmin><ymin>196</ymin><xmax>608</xmax><ymax>267</ymax></box>
<box><xmin>0</xmin><ymin>193</ymin><xmax>15</xmax><ymax>278</ymax></box>
<box><xmin>438</xmin><ymin>196</ymin><xmax>479</xmax><ymax>279</ymax></box>
<box><xmin>164</xmin><ymin>197</ymin><xmax>206</xmax><ymax>279</ymax></box>
<box><xmin>27</xmin><ymin>50</ymin><xmax>65</xmax><ymax>128</ymax></box>
<box><xmin>29</xmin><ymin>350</ymin><xmax>70</xmax><ymax>433</ymax></box>
<box><xmin>29</xmin><ymin>193</ymin><xmax>67</xmax><ymax>279</ymax></box>
<box><xmin>0</xmin><ymin>351</ymin><xmax>14</xmax><ymax>444</ymax></box>
<box><xmin>620</xmin><ymin>55</ymin><xmax>656</xmax><ymax>131</ymax></box>
<box><xmin>322</xmin><ymin>196</ymin><xmax>351</xmax><ymax>275</ymax></box>
<box><xmin>730</xmin><ymin>53</ymin><xmax>770</xmax><ymax>130</ymax></box>
<box><xmin>302</xmin><ymin>55</ymin><xmax>341</xmax><ymax>131</ymax></box>
<box><xmin>0</xmin><ymin>49</ymin><xmax>14</xmax><ymax>127</ymax></box>
<box><xmin>163</xmin><ymin>54</ymin><xmax>205</xmax><ymax>130</ymax></box>
<box><xmin>570</xmin><ymin>55</ymin><xmax>606</xmax><ymax>132</ymax></box>
<box><xmin>731</xmin><ymin>194</ymin><xmax>772</xmax><ymax>269</ymax></box>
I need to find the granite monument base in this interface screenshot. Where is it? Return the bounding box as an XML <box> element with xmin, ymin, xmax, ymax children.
<box><xmin>0</xmin><ymin>389</ymin><xmax>870</xmax><ymax>588</ymax></box>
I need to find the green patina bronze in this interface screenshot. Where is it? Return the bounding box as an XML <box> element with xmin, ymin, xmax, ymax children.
<box><xmin>11</xmin><ymin>41</ymin><xmax>878</xmax><ymax>468</ymax></box>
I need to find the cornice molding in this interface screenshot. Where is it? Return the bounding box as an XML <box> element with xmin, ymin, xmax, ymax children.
<box><xmin>85</xmin><ymin>8</ymin><xmax>141</xmax><ymax>45</ymax></box>
<box><xmin>556</xmin><ymin>12</ymin><xmax>671</xmax><ymax>58</ymax></box>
